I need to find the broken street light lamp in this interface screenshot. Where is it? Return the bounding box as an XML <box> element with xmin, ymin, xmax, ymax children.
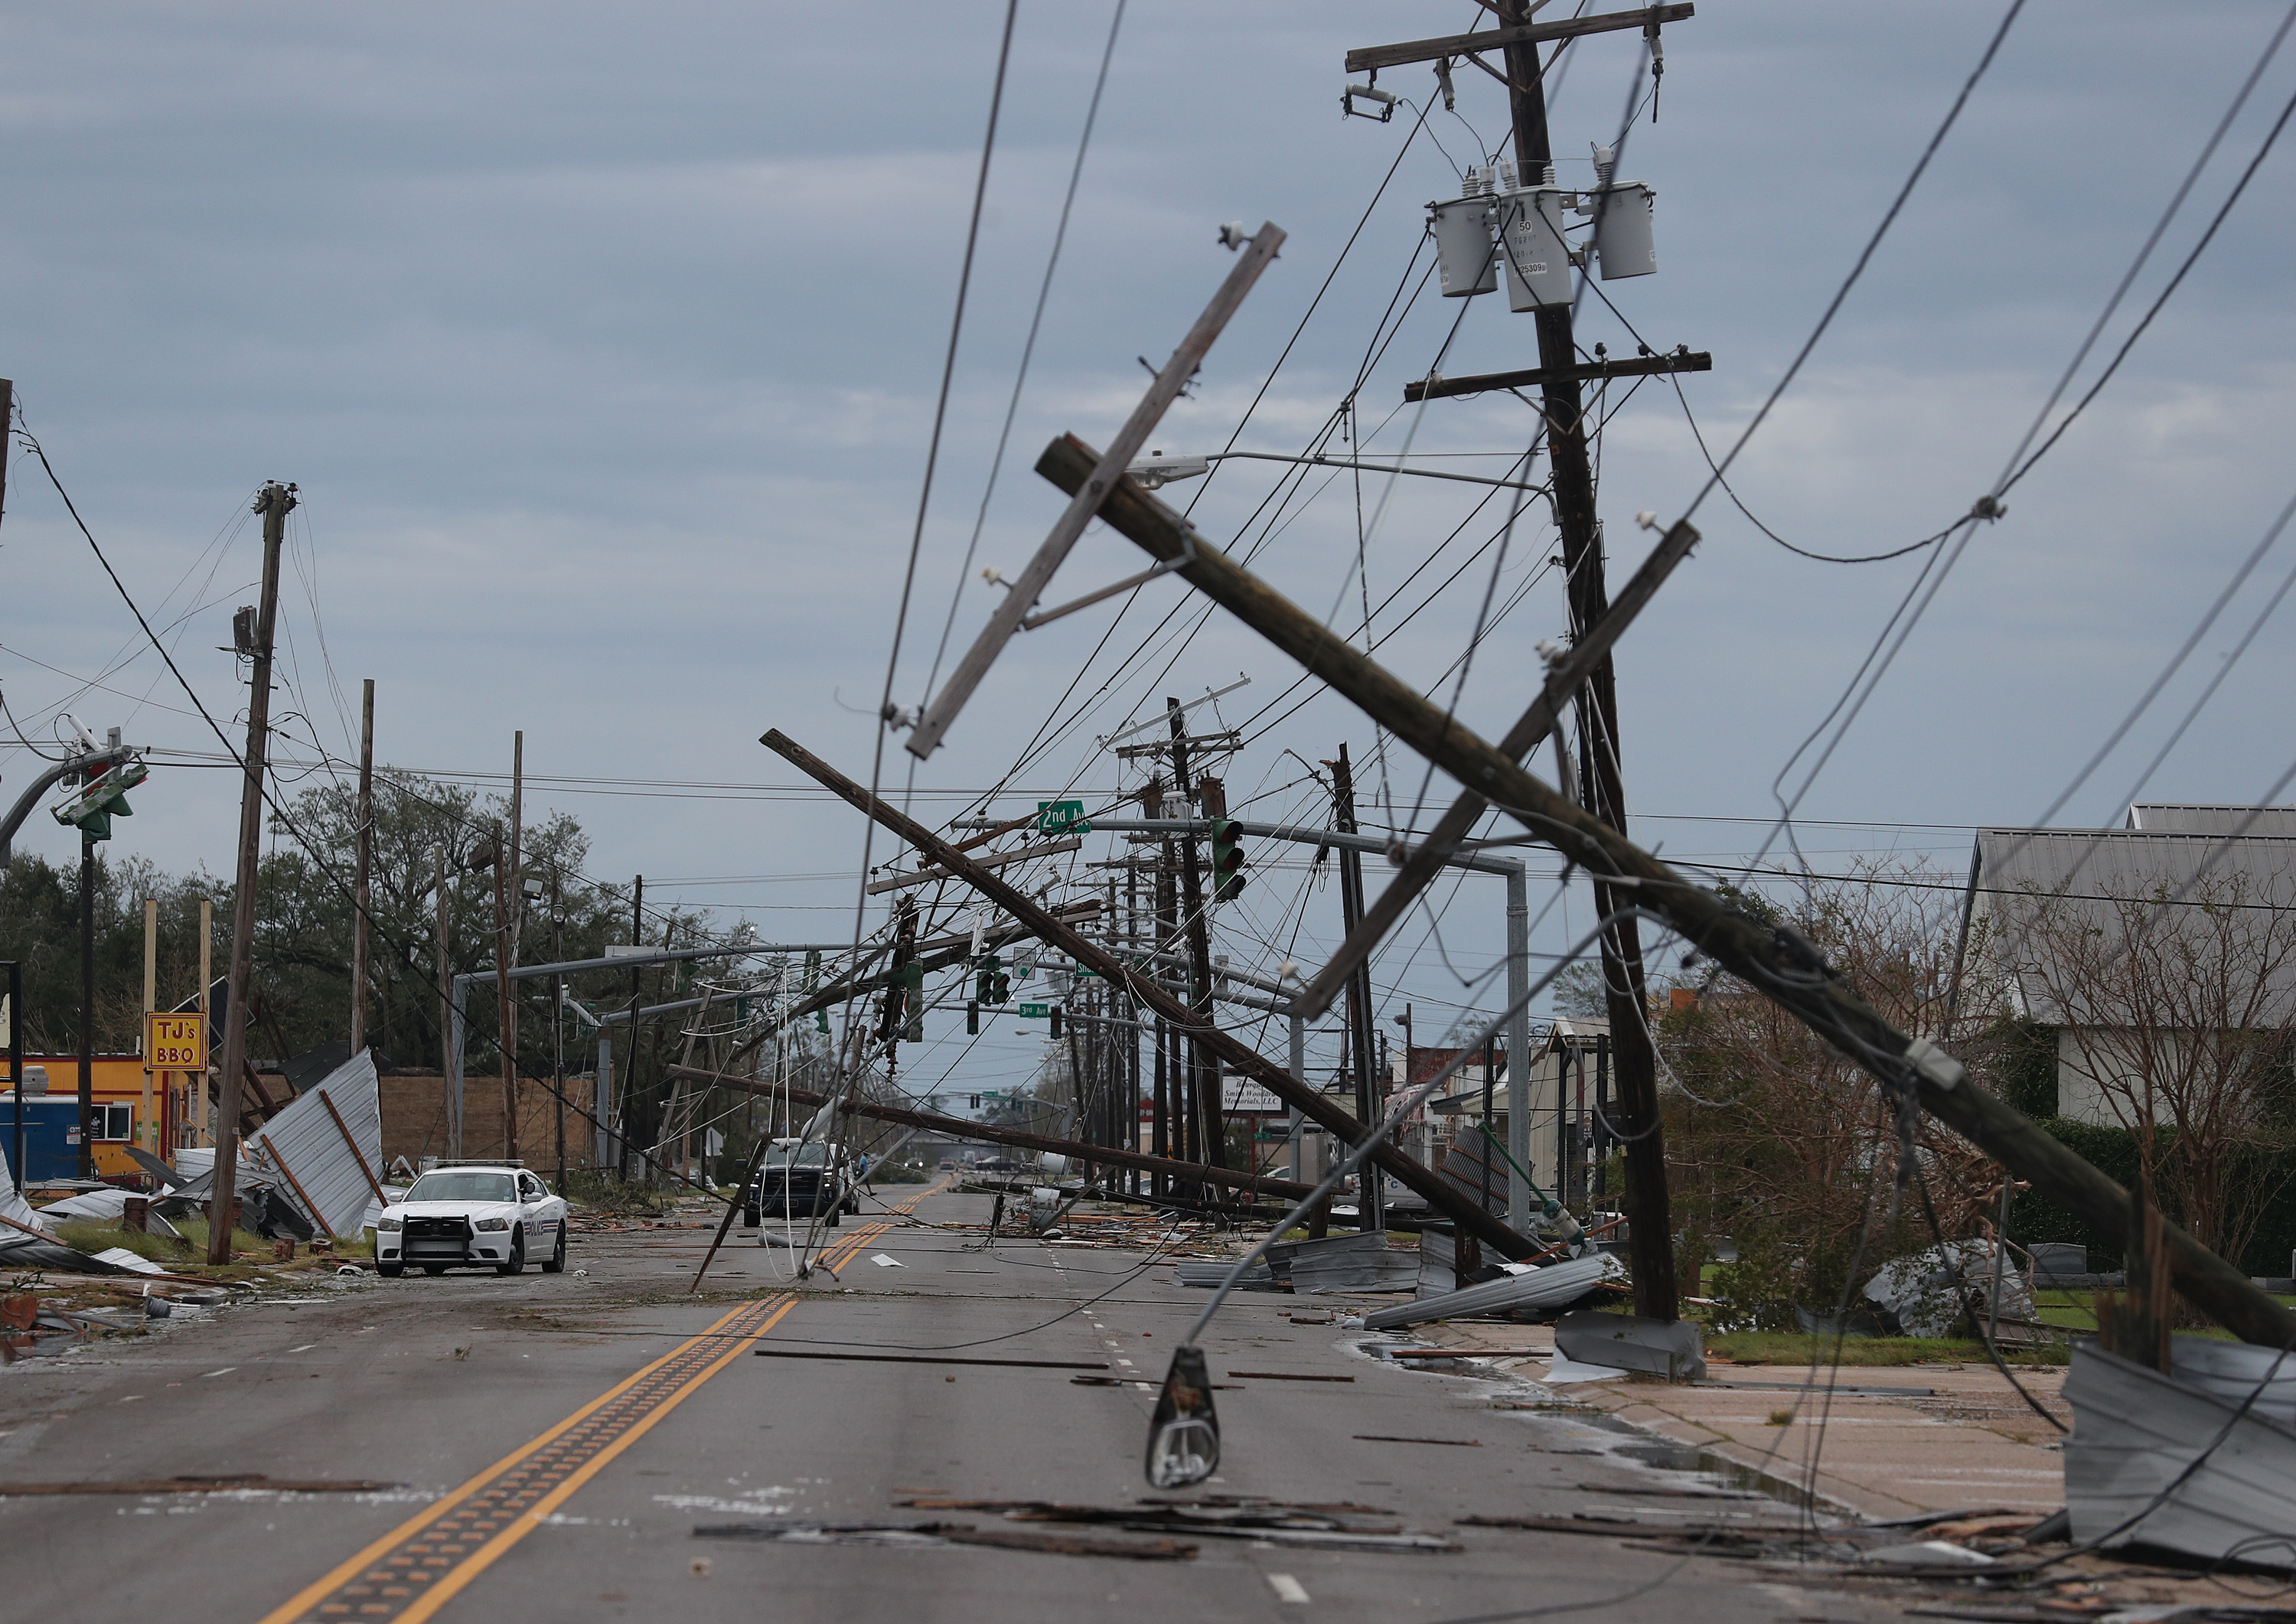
<box><xmin>1145</xmin><ymin>1344</ymin><xmax>1220</xmax><ymax>1489</ymax></box>
<box><xmin>50</xmin><ymin>757</ymin><xmax>147</xmax><ymax>843</ymax></box>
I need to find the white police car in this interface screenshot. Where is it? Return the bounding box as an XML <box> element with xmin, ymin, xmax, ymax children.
<box><xmin>374</xmin><ymin>1163</ymin><xmax>568</xmax><ymax>1277</ymax></box>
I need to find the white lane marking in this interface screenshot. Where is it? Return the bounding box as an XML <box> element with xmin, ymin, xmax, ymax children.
<box><xmin>202</xmin><ymin>1368</ymin><xmax>236</xmax><ymax>1378</ymax></box>
<box><xmin>1115</xmin><ymin>1358</ymin><xmax>1133</xmax><ymax>1368</ymax></box>
<box><xmin>871</xmin><ymin>1254</ymin><xmax>906</xmax><ymax>1268</ymax></box>
<box><xmin>117</xmin><ymin>1395</ymin><xmax>144</xmax><ymax>1404</ymax></box>
<box><xmin>1267</xmin><ymin>1573</ymin><xmax>1310</xmax><ymax>1604</ymax></box>
<box><xmin>285</xmin><ymin>1344</ymin><xmax>317</xmax><ymax>1354</ymax></box>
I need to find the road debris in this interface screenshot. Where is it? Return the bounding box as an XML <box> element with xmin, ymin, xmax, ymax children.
<box><xmin>693</xmin><ymin>1519</ymin><xmax>1197</xmax><ymax>1560</ymax></box>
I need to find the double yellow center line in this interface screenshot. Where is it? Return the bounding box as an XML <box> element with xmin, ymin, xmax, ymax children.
<box><xmin>260</xmin><ymin>1185</ymin><xmax>936</xmax><ymax>1624</ymax></box>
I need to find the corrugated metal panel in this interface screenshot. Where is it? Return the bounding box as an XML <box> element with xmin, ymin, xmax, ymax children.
<box><xmin>2126</xmin><ymin>802</ymin><xmax>2296</xmax><ymax>836</ymax></box>
<box><xmin>1968</xmin><ymin>828</ymin><xmax>2296</xmax><ymax>1024</ymax></box>
<box><xmin>246</xmin><ymin>1052</ymin><xmax>383</xmax><ymax>1238</ymax></box>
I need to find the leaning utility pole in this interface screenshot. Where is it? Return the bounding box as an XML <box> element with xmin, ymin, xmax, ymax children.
<box><xmin>209</xmin><ymin>480</ymin><xmax>294</xmax><ymax>1263</ymax></box>
<box><xmin>349</xmin><ymin>678</ymin><xmax>374</xmax><ymax>1055</ymax></box>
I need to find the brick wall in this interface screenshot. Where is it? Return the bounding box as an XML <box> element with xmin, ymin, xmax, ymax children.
<box><xmin>379</xmin><ymin>1073</ymin><xmax>599</xmax><ymax>1172</ymax></box>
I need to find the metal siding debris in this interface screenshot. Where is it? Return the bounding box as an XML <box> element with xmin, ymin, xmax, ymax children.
<box><xmin>1362</xmin><ymin>1251</ymin><xmax>1623</xmax><ymax>1330</ymax></box>
<box><xmin>2064</xmin><ymin>1335</ymin><xmax>2296</xmax><ymax>1565</ymax></box>
<box><xmin>244</xmin><ymin>1050</ymin><xmax>382</xmax><ymax>1239</ymax></box>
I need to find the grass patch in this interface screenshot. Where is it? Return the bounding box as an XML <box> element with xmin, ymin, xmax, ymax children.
<box><xmin>1705</xmin><ymin>1329</ymin><xmax>2068</xmax><ymax>1367</ymax></box>
<box><xmin>51</xmin><ymin>1220</ymin><xmax>193</xmax><ymax>1264</ymax></box>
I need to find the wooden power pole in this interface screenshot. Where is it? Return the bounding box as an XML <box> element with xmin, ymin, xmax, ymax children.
<box><xmin>1490</xmin><ymin>0</ymin><xmax>1678</xmax><ymax>1320</ymax></box>
<box><xmin>350</xmin><ymin>678</ymin><xmax>374</xmax><ymax>1055</ymax></box>
<box><xmin>209</xmin><ymin>479</ymin><xmax>294</xmax><ymax>1263</ymax></box>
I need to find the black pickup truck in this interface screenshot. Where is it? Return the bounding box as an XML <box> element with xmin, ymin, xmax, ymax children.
<box><xmin>745</xmin><ymin>1138</ymin><xmax>859</xmax><ymax>1226</ymax></box>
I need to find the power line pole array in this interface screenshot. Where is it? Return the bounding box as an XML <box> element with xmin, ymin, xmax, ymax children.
<box><xmin>208</xmin><ymin>480</ymin><xmax>294</xmax><ymax>1264</ymax></box>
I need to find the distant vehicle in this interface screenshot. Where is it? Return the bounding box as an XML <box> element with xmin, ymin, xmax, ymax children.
<box><xmin>745</xmin><ymin>1138</ymin><xmax>859</xmax><ymax>1227</ymax></box>
<box><xmin>375</xmin><ymin>1164</ymin><xmax>566</xmax><ymax>1278</ymax></box>
<box><xmin>977</xmin><ymin>1156</ymin><xmax>1022</xmax><ymax>1174</ymax></box>
<box><xmin>938</xmin><ymin>1158</ymin><xmax>956</xmax><ymax>1170</ymax></box>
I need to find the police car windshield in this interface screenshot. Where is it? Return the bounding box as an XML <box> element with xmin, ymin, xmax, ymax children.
<box><xmin>765</xmin><ymin>1144</ymin><xmax>827</xmax><ymax>1167</ymax></box>
<box><xmin>406</xmin><ymin>1172</ymin><xmax>517</xmax><ymax>1203</ymax></box>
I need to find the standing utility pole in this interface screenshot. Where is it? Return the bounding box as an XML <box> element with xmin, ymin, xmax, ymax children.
<box><xmin>350</xmin><ymin>679</ymin><xmax>374</xmax><ymax>1055</ymax></box>
<box><xmin>492</xmin><ymin>817</ymin><xmax>517</xmax><ymax>1163</ymax></box>
<box><xmin>1327</xmin><ymin>745</ymin><xmax>1382</xmax><ymax>1231</ymax></box>
<box><xmin>1495</xmin><ymin>1</ymin><xmax>1676</xmax><ymax>1319</ymax></box>
<box><xmin>1166</xmin><ymin>701</ymin><xmax>1223</xmax><ymax>1179</ymax></box>
<box><xmin>434</xmin><ymin>843</ymin><xmax>451</xmax><ymax>1150</ymax></box>
<box><xmin>209</xmin><ymin>480</ymin><xmax>293</xmax><ymax>1262</ymax></box>
<box><xmin>197</xmin><ymin>898</ymin><xmax>211</xmax><ymax>1147</ymax></box>
<box><xmin>77</xmin><ymin>830</ymin><xmax>96</xmax><ymax>1179</ymax></box>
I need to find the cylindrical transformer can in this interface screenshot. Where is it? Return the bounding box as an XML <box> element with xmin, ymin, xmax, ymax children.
<box><xmin>1429</xmin><ymin>197</ymin><xmax>1497</xmax><ymax>297</ymax></box>
<box><xmin>1593</xmin><ymin>183</ymin><xmax>1656</xmax><ymax>280</ymax></box>
<box><xmin>1499</xmin><ymin>187</ymin><xmax>1573</xmax><ymax>311</ymax></box>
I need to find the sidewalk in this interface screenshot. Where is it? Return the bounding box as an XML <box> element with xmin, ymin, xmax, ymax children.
<box><xmin>1401</xmin><ymin>1317</ymin><xmax>2069</xmax><ymax>1520</ymax></box>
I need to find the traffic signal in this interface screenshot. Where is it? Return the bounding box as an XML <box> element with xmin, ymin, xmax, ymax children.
<box><xmin>1049</xmin><ymin>1005</ymin><xmax>1064</xmax><ymax>1040</ymax></box>
<box><xmin>901</xmin><ymin>960</ymin><xmax>925</xmax><ymax>1043</ymax></box>
<box><xmin>1209</xmin><ymin>817</ymin><xmax>1245</xmax><ymax>902</ymax></box>
<box><xmin>977</xmin><ymin>954</ymin><xmax>1012</xmax><ymax>1006</ymax></box>
<box><xmin>967</xmin><ymin>1000</ymin><xmax>980</xmax><ymax>1035</ymax></box>
<box><xmin>51</xmin><ymin>758</ymin><xmax>148</xmax><ymax>843</ymax></box>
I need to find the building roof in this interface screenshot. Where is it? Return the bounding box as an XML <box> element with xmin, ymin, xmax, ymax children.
<box><xmin>2125</xmin><ymin>803</ymin><xmax>2296</xmax><ymax>836</ymax></box>
<box><xmin>1960</xmin><ymin>820</ymin><xmax>2296</xmax><ymax>1024</ymax></box>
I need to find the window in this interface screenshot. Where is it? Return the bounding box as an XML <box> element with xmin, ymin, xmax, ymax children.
<box><xmin>97</xmin><ymin>1104</ymin><xmax>132</xmax><ymax>1142</ymax></box>
<box><xmin>406</xmin><ymin>1172</ymin><xmax>517</xmax><ymax>1203</ymax></box>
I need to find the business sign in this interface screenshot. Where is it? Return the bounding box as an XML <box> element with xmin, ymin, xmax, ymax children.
<box><xmin>1219</xmin><ymin>1079</ymin><xmax>1291</xmax><ymax>1117</ymax></box>
<box><xmin>145</xmin><ymin>1013</ymin><xmax>207</xmax><ymax>1071</ymax></box>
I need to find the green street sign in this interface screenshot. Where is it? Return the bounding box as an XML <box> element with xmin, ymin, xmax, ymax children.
<box><xmin>1017</xmin><ymin>1002</ymin><xmax>1050</xmax><ymax>1019</ymax></box>
<box><xmin>1037</xmin><ymin>800</ymin><xmax>1090</xmax><ymax>836</ymax></box>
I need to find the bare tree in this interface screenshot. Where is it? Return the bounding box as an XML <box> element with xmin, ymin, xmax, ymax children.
<box><xmin>2005</xmin><ymin>866</ymin><xmax>2296</xmax><ymax>1267</ymax></box>
<box><xmin>1661</xmin><ymin>865</ymin><xmax>1997</xmax><ymax>1315</ymax></box>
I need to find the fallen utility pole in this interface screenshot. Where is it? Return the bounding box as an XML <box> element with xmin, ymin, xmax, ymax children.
<box><xmin>209</xmin><ymin>481</ymin><xmax>292</xmax><ymax>1264</ymax></box>
<box><xmin>664</xmin><ymin>1063</ymin><xmax>1315</xmax><ymax>1202</ymax></box>
<box><xmin>1404</xmin><ymin>349</ymin><xmax>1711</xmax><ymax>404</ymax></box>
<box><xmin>760</xmin><ymin>729</ymin><xmax>1540</xmax><ymax>1260</ymax></box>
<box><xmin>1034</xmin><ymin>439</ymin><xmax>2296</xmax><ymax>1351</ymax></box>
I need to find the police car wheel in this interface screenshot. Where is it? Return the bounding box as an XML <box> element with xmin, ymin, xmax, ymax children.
<box><xmin>422</xmin><ymin>1264</ymin><xmax>447</xmax><ymax>1277</ymax></box>
<box><xmin>827</xmin><ymin>1207</ymin><xmax>841</xmax><ymax>1228</ymax></box>
<box><xmin>541</xmin><ymin>1225</ymin><xmax>566</xmax><ymax>1273</ymax></box>
<box><xmin>378</xmin><ymin>1261</ymin><xmax>404</xmax><ymax>1277</ymax></box>
<box><xmin>497</xmin><ymin>1228</ymin><xmax>526</xmax><ymax>1276</ymax></box>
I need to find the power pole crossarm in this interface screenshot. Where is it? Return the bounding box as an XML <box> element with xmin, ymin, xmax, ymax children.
<box><xmin>1344</xmin><ymin>4</ymin><xmax>1692</xmax><ymax>74</ymax></box>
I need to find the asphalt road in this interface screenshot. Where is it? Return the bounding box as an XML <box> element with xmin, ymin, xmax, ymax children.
<box><xmin>0</xmin><ymin>1185</ymin><xmax>1907</xmax><ymax>1622</ymax></box>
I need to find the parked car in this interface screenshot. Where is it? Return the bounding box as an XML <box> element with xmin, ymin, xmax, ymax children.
<box><xmin>938</xmin><ymin>1158</ymin><xmax>956</xmax><ymax>1171</ymax></box>
<box><xmin>745</xmin><ymin>1138</ymin><xmax>859</xmax><ymax>1227</ymax></box>
<box><xmin>375</xmin><ymin>1164</ymin><xmax>567</xmax><ymax>1277</ymax></box>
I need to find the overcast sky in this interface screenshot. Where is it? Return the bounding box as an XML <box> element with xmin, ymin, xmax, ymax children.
<box><xmin>6</xmin><ymin>2</ymin><xmax>2294</xmax><ymax>1094</ymax></box>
